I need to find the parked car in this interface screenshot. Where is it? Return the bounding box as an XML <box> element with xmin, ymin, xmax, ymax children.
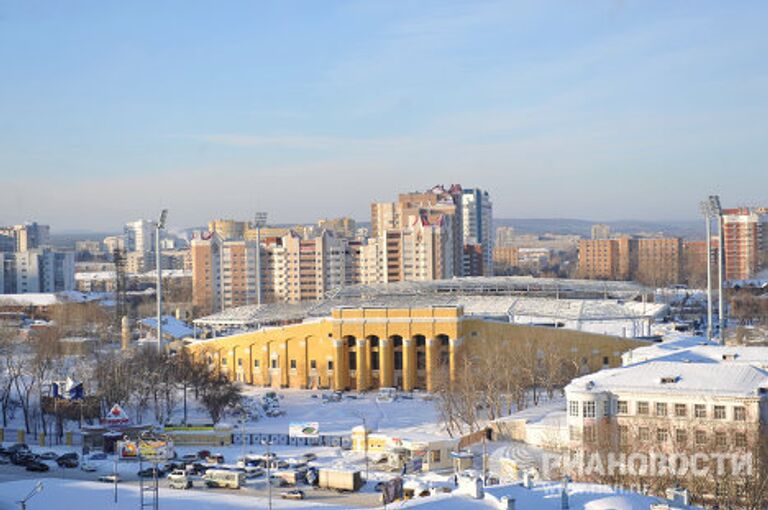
<box><xmin>57</xmin><ymin>457</ymin><xmax>79</xmax><ymax>468</ymax></box>
<box><xmin>11</xmin><ymin>452</ymin><xmax>37</xmax><ymax>466</ymax></box>
<box><xmin>205</xmin><ymin>453</ymin><xmax>225</xmax><ymax>464</ymax></box>
<box><xmin>280</xmin><ymin>490</ymin><xmax>305</xmax><ymax>500</ymax></box>
<box><xmin>25</xmin><ymin>461</ymin><xmax>50</xmax><ymax>472</ymax></box>
<box><xmin>180</xmin><ymin>454</ymin><xmax>198</xmax><ymax>463</ymax></box>
<box><xmin>98</xmin><ymin>474</ymin><xmax>121</xmax><ymax>483</ymax></box>
<box><xmin>6</xmin><ymin>443</ymin><xmax>30</xmax><ymax>455</ymax></box>
<box><xmin>81</xmin><ymin>462</ymin><xmax>98</xmax><ymax>472</ymax></box>
<box><xmin>167</xmin><ymin>470</ymin><xmax>192</xmax><ymax>489</ymax></box>
<box><xmin>138</xmin><ymin>466</ymin><xmax>166</xmax><ymax>478</ymax></box>
<box><xmin>88</xmin><ymin>452</ymin><xmax>107</xmax><ymax>460</ymax></box>
<box><xmin>58</xmin><ymin>452</ymin><xmax>79</xmax><ymax>461</ymax></box>
<box><xmin>301</xmin><ymin>453</ymin><xmax>317</xmax><ymax>462</ymax></box>
<box><xmin>39</xmin><ymin>451</ymin><xmax>58</xmax><ymax>460</ymax></box>
<box><xmin>196</xmin><ymin>450</ymin><xmax>211</xmax><ymax>460</ymax></box>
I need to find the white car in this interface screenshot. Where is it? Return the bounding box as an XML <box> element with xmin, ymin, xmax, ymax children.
<box><xmin>81</xmin><ymin>462</ymin><xmax>98</xmax><ymax>472</ymax></box>
<box><xmin>98</xmin><ymin>474</ymin><xmax>121</xmax><ymax>483</ymax></box>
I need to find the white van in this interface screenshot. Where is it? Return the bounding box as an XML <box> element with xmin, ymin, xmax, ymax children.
<box><xmin>202</xmin><ymin>469</ymin><xmax>245</xmax><ymax>489</ymax></box>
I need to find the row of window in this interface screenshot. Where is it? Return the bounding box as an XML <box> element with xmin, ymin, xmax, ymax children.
<box><xmin>573</xmin><ymin>425</ymin><xmax>749</xmax><ymax>448</ymax></box>
<box><xmin>569</xmin><ymin>400</ymin><xmax>747</xmax><ymax>421</ymax></box>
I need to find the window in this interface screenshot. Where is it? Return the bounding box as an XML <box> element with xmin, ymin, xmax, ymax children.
<box><xmin>254</xmin><ymin>359</ymin><xmax>260</xmax><ymax>368</ymax></box>
<box><xmin>602</xmin><ymin>356</ymin><xmax>610</xmax><ymax>366</ymax></box>
<box><xmin>617</xmin><ymin>401</ymin><xmax>628</xmax><ymax>414</ymax></box>
<box><xmin>638</xmin><ymin>427</ymin><xmax>650</xmax><ymax>442</ymax></box>
<box><xmin>734</xmin><ymin>406</ymin><xmax>746</xmax><ymax>421</ymax></box>
<box><xmin>349</xmin><ymin>352</ymin><xmax>357</xmax><ymax>370</ymax></box>
<box><xmin>327</xmin><ymin>360</ymin><xmax>334</xmax><ymax>371</ymax></box>
<box><xmin>310</xmin><ymin>360</ymin><xmax>317</xmax><ymax>370</ymax></box>
<box><xmin>735</xmin><ymin>433</ymin><xmax>747</xmax><ymax>448</ymax></box>
<box><xmin>619</xmin><ymin>425</ymin><xmax>628</xmax><ymax>445</ymax></box>
<box><xmin>569</xmin><ymin>426</ymin><xmax>581</xmax><ymax>441</ymax></box>
<box><xmin>715</xmin><ymin>431</ymin><xmax>727</xmax><ymax>448</ymax></box>
<box><xmin>271</xmin><ymin>358</ymin><xmax>278</xmax><ymax>369</ymax></box>
<box><xmin>237</xmin><ymin>358</ymin><xmax>242</xmax><ymax>367</ymax></box>
<box><xmin>371</xmin><ymin>351</ymin><xmax>380</xmax><ymax>370</ymax></box>
<box><xmin>637</xmin><ymin>401</ymin><xmax>649</xmax><ymax>415</ymax></box>
<box><xmin>714</xmin><ymin>405</ymin><xmax>726</xmax><ymax>420</ymax></box>
<box><xmin>430</xmin><ymin>450</ymin><xmax>441</xmax><ymax>463</ymax></box>
<box><xmin>221</xmin><ymin>357</ymin><xmax>227</xmax><ymax>366</ymax></box>
<box><xmin>584</xmin><ymin>426</ymin><xmax>596</xmax><ymax>443</ymax></box>
<box><xmin>674</xmin><ymin>404</ymin><xmax>687</xmax><ymax>417</ymax></box>
<box><xmin>394</xmin><ymin>351</ymin><xmax>403</xmax><ymax>370</ymax></box>
<box><xmin>290</xmin><ymin>359</ymin><xmax>297</xmax><ymax>370</ymax></box>
<box><xmin>694</xmin><ymin>404</ymin><xmax>706</xmax><ymax>419</ymax></box>
<box><xmin>583</xmin><ymin>402</ymin><xmax>596</xmax><ymax>418</ymax></box>
<box><xmin>695</xmin><ymin>430</ymin><xmax>707</xmax><ymax>445</ymax></box>
<box><xmin>655</xmin><ymin>403</ymin><xmax>668</xmax><ymax>417</ymax></box>
<box><xmin>675</xmin><ymin>429</ymin><xmax>687</xmax><ymax>444</ymax></box>
<box><xmin>569</xmin><ymin>401</ymin><xmax>580</xmax><ymax>417</ymax></box>
<box><xmin>657</xmin><ymin>428</ymin><xmax>669</xmax><ymax>442</ymax></box>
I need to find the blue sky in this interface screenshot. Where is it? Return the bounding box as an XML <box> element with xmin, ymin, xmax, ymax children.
<box><xmin>1</xmin><ymin>1</ymin><xmax>767</xmax><ymax>230</ymax></box>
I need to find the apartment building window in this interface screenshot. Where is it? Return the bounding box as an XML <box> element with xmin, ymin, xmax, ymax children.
<box><xmin>694</xmin><ymin>404</ymin><xmax>707</xmax><ymax>418</ymax></box>
<box><xmin>714</xmin><ymin>405</ymin><xmax>726</xmax><ymax>420</ymax></box>
<box><xmin>638</xmin><ymin>427</ymin><xmax>650</xmax><ymax>442</ymax></box>
<box><xmin>569</xmin><ymin>402</ymin><xmax>580</xmax><ymax>417</ymax></box>
<box><xmin>583</xmin><ymin>402</ymin><xmax>596</xmax><ymax>418</ymax></box>
<box><xmin>655</xmin><ymin>403</ymin><xmax>668</xmax><ymax>417</ymax></box>
<box><xmin>734</xmin><ymin>406</ymin><xmax>746</xmax><ymax>421</ymax></box>
<box><xmin>656</xmin><ymin>428</ymin><xmax>669</xmax><ymax>442</ymax></box>
<box><xmin>674</xmin><ymin>404</ymin><xmax>687</xmax><ymax>417</ymax></box>
<box><xmin>617</xmin><ymin>401</ymin><xmax>628</xmax><ymax>415</ymax></box>
<box><xmin>695</xmin><ymin>430</ymin><xmax>707</xmax><ymax>445</ymax></box>
<box><xmin>715</xmin><ymin>431</ymin><xmax>727</xmax><ymax>448</ymax></box>
<box><xmin>569</xmin><ymin>426</ymin><xmax>581</xmax><ymax>441</ymax></box>
<box><xmin>637</xmin><ymin>401</ymin><xmax>649</xmax><ymax>415</ymax></box>
<box><xmin>675</xmin><ymin>429</ymin><xmax>687</xmax><ymax>445</ymax></box>
<box><xmin>618</xmin><ymin>425</ymin><xmax>628</xmax><ymax>445</ymax></box>
<box><xmin>735</xmin><ymin>433</ymin><xmax>747</xmax><ymax>448</ymax></box>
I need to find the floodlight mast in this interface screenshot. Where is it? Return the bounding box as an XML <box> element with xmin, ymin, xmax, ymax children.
<box><xmin>699</xmin><ymin>201</ymin><xmax>714</xmax><ymax>342</ymax></box>
<box><xmin>156</xmin><ymin>209</ymin><xmax>168</xmax><ymax>352</ymax></box>
<box><xmin>708</xmin><ymin>196</ymin><xmax>725</xmax><ymax>343</ymax></box>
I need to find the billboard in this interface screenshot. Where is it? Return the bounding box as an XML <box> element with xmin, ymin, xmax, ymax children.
<box><xmin>289</xmin><ymin>422</ymin><xmax>320</xmax><ymax>438</ymax></box>
<box><xmin>138</xmin><ymin>438</ymin><xmax>174</xmax><ymax>461</ymax></box>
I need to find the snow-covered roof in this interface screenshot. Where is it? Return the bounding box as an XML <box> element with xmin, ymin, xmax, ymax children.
<box><xmin>139</xmin><ymin>315</ymin><xmax>194</xmax><ymax>339</ymax></box>
<box><xmin>0</xmin><ymin>291</ymin><xmax>101</xmax><ymax>307</ymax></box>
<box><xmin>567</xmin><ymin>361</ymin><xmax>768</xmax><ymax>398</ymax></box>
<box><xmin>622</xmin><ymin>336</ymin><xmax>714</xmax><ymax>365</ymax></box>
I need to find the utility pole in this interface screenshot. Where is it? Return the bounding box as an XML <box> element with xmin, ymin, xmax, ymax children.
<box><xmin>156</xmin><ymin>209</ymin><xmax>168</xmax><ymax>353</ymax></box>
<box><xmin>254</xmin><ymin>212</ymin><xmax>268</xmax><ymax>306</ymax></box>
<box><xmin>262</xmin><ymin>438</ymin><xmax>273</xmax><ymax>510</ymax></box>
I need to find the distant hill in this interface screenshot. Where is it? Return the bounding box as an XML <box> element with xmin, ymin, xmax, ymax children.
<box><xmin>494</xmin><ymin>218</ymin><xmax>703</xmax><ymax>240</ymax></box>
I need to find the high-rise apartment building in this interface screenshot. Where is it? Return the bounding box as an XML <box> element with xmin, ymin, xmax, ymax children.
<box><xmin>495</xmin><ymin>226</ymin><xmax>515</xmax><ymax>248</ymax></box>
<box><xmin>461</xmin><ymin>188</ymin><xmax>493</xmax><ymax>276</ymax></box>
<box><xmin>0</xmin><ymin>249</ymin><xmax>74</xmax><ymax>294</ymax></box>
<box><xmin>124</xmin><ymin>219</ymin><xmax>156</xmax><ymax>254</ymax></box>
<box><xmin>636</xmin><ymin>238</ymin><xmax>683</xmax><ymax>287</ymax></box>
<box><xmin>578</xmin><ymin>237</ymin><xmax>683</xmax><ymax>286</ymax></box>
<box><xmin>0</xmin><ymin>222</ymin><xmax>50</xmax><ymax>252</ymax></box>
<box><xmin>590</xmin><ymin>224</ymin><xmax>611</xmax><ymax>240</ymax></box>
<box><xmin>721</xmin><ymin>208</ymin><xmax>768</xmax><ymax>280</ymax></box>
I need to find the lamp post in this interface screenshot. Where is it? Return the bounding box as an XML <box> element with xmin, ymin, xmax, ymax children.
<box><xmin>261</xmin><ymin>438</ymin><xmax>273</xmax><ymax>510</ymax></box>
<box><xmin>708</xmin><ymin>195</ymin><xmax>725</xmax><ymax>342</ymax></box>
<box><xmin>156</xmin><ymin>209</ymin><xmax>168</xmax><ymax>353</ymax></box>
<box><xmin>253</xmin><ymin>212</ymin><xmax>268</xmax><ymax>306</ymax></box>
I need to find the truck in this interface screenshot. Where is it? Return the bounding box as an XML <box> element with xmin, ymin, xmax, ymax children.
<box><xmin>318</xmin><ymin>468</ymin><xmax>363</xmax><ymax>492</ymax></box>
<box><xmin>167</xmin><ymin>470</ymin><xmax>192</xmax><ymax>489</ymax></box>
<box><xmin>202</xmin><ymin>469</ymin><xmax>245</xmax><ymax>489</ymax></box>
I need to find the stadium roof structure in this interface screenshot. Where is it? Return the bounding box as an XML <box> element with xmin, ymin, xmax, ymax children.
<box><xmin>193</xmin><ymin>276</ymin><xmax>653</xmax><ymax>330</ymax></box>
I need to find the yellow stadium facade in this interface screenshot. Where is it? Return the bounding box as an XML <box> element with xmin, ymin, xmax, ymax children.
<box><xmin>188</xmin><ymin>306</ymin><xmax>644</xmax><ymax>392</ymax></box>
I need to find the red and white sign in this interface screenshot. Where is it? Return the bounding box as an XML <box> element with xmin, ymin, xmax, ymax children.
<box><xmin>101</xmin><ymin>404</ymin><xmax>130</xmax><ymax>426</ymax></box>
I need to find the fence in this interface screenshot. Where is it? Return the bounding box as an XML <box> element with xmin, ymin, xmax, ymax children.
<box><xmin>232</xmin><ymin>431</ymin><xmax>351</xmax><ymax>449</ymax></box>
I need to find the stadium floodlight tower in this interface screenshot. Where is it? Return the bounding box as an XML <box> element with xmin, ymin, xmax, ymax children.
<box><xmin>156</xmin><ymin>209</ymin><xmax>168</xmax><ymax>352</ymax></box>
<box><xmin>708</xmin><ymin>195</ymin><xmax>725</xmax><ymax>342</ymax></box>
<box><xmin>253</xmin><ymin>212</ymin><xmax>268</xmax><ymax>306</ymax></box>
<box><xmin>699</xmin><ymin>200</ymin><xmax>715</xmax><ymax>342</ymax></box>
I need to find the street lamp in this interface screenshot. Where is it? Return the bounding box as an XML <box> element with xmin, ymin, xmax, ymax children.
<box><xmin>156</xmin><ymin>209</ymin><xmax>168</xmax><ymax>353</ymax></box>
<box><xmin>17</xmin><ymin>481</ymin><xmax>43</xmax><ymax>510</ymax></box>
<box><xmin>261</xmin><ymin>438</ymin><xmax>274</xmax><ymax>510</ymax></box>
<box><xmin>253</xmin><ymin>212</ymin><xmax>268</xmax><ymax>306</ymax></box>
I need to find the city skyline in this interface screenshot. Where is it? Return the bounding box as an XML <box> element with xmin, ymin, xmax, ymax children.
<box><xmin>2</xmin><ymin>1</ymin><xmax>768</xmax><ymax>229</ymax></box>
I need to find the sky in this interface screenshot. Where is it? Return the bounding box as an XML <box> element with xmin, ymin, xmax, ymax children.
<box><xmin>1</xmin><ymin>0</ymin><xmax>767</xmax><ymax>231</ymax></box>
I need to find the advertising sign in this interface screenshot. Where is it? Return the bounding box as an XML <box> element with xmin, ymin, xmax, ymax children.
<box><xmin>101</xmin><ymin>404</ymin><xmax>130</xmax><ymax>426</ymax></box>
<box><xmin>117</xmin><ymin>440</ymin><xmax>138</xmax><ymax>459</ymax></box>
<box><xmin>139</xmin><ymin>438</ymin><xmax>174</xmax><ymax>461</ymax></box>
<box><xmin>289</xmin><ymin>422</ymin><xmax>320</xmax><ymax>438</ymax></box>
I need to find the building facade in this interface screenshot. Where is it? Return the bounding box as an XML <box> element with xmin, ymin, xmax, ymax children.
<box><xmin>721</xmin><ymin>207</ymin><xmax>768</xmax><ymax>280</ymax></box>
<box><xmin>189</xmin><ymin>305</ymin><xmax>643</xmax><ymax>393</ymax></box>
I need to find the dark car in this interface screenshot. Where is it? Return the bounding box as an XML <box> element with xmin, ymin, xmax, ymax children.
<box><xmin>138</xmin><ymin>466</ymin><xmax>166</xmax><ymax>478</ymax></box>
<box><xmin>25</xmin><ymin>461</ymin><xmax>50</xmax><ymax>472</ymax></box>
<box><xmin>11</xmin><ymin>452</ymin><xmax>37</xmax><ymax>466</ymax></box>
<box><xmin>58</xmin><ymin>452</ymin><xmax>79</xmax><ymax>461</ymax></box>
<box><xmin>57</xmin><ymin>457</ymin><xmax>79</xmax><ymax>468</ymax></box>
<box><xmin>7</xmin><ymin>444</ymin><xmax>30</xmax><ymax>456</ymax></box>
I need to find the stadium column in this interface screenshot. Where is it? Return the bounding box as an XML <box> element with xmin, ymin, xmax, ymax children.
<box><xmin>402</xmin><ymin>338</ymin><xmax>415</xmax><ymax>391</ymax></box>
<box><xmin>282</xmin><ymin>341</ymin><xmax>290</xmax><ymax>387</ymax></box>
<box><xmin>356</xmin><ymin>338</ymin><xmax>368</xmax><ymax>392</ymax></box>
<box><xmin>262</xmin><ymin>344</ymin><xmax>270</xmax><ymax>386</ymax></box>
<box><xmin>332</xmin><ymin>339</ymin><xmax>345</xmax><ymax>391</ymax></box>
<box><xmin>449</xmin><ymin>337</ymin><xmax>463</xmax><ymax>385</ymax></box>
<box><xmin>379</xmin><ymin>338</ymin><xmax>393</xmax><ymax>388</ymax></box>
<box><xmin>425</xmin><ymin>338</ymin><xmax>438</xmax><ymax>392</ymax></box>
